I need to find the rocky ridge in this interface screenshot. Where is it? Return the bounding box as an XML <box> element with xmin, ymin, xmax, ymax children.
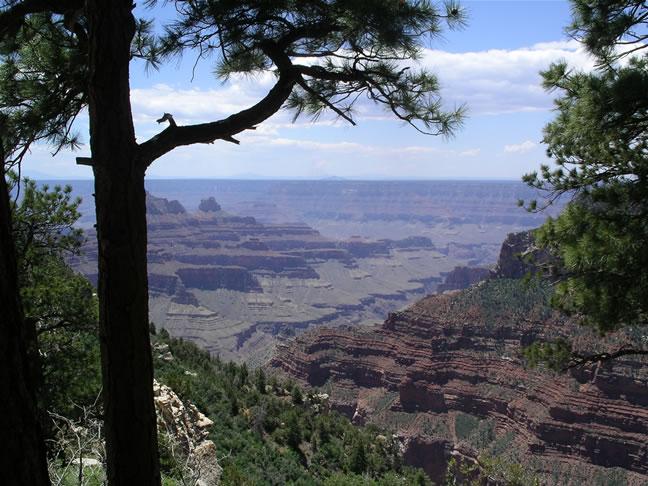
<box><xmin>269</xmin><ymin>232</ymin><xmax>648</xmax><ymax>485</ymax></box>
<box><xmin>436</xmin><ymin>266</ymin><xmax>491</xmax><ymax>294</ymax></box>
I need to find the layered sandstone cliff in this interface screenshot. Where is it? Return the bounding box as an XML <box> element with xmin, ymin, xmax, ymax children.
<box><xmin>269</xmin><ymin>233</ymin><xmax>648</xmax><ymax>485</ymax></box>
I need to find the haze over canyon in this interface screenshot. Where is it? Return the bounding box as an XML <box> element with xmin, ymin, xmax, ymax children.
<box><xmin>65</xmin><ymin>179</ymin><xmax>558</xmax><ymax>363</ymax></box>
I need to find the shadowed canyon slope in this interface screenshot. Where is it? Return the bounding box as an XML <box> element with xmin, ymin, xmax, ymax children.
<box><xmin>269</xmin><ymin>234</ymin><xmax>648</xmax><ymax>486</ymax></box>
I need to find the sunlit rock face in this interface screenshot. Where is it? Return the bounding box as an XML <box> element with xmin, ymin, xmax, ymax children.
<box><xmin>269</xmin><ymin>234</ymin><xmax>648</xmax><ymax>485</ymax></box>
<box><xmin>153</xmin><ymin>379</ymin><xmax>222</xmax><ymax>485</ymax></box>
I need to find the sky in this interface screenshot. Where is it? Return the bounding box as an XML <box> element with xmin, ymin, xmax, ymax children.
<box><xmin>22</xmin><ymin>0</ymin><xmax>599</xmax><ymax>181</ymax></box>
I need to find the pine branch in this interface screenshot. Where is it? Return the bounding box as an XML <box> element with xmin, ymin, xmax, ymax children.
<box><xmin>0</xmin><ymin>0</ymin><xmax>84</xmax><ymax>40</ymax></box>
<box><xmin>565</xmin><ymin>346</ymin><xmax>648</xmax><ymax>370</ymax></box>
<box><xmin>138</xmin><ymin>67</ymin><xmax>298</xmax><ymax>166</ymax></box>
<box><xmin>296</xmin><ymin>77</ymin><xmax>356</xmax><ymax>125</ymax></box>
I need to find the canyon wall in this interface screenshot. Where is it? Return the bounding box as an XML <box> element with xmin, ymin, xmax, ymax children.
<box><xmin>269</xmin><ymin>233</ymin><xmax>648</xmax><ymax>486</ymax></box>
<box><xmin>57</xmin><ymin>179</ymin><xmax>564</xmax><ymax>266</ymax></box>
<box><xmin>61</xmin><ymin>179</ymin><xmax>567</xmax><ymax>365</ymax></box>
<box><xmin>70</xmin><ymin>193</ymin><xmax>472</xmax><ymax>363</ymax></box>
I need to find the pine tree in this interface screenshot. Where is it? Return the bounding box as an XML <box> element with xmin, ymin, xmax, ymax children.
<box><xmin>291</xmin><ymin>384</ymin><xmax>304</xmax><ymax>405</ymax></box>
<box><xmin>0</xmin><ymin>139</ymin><xmax>51</xmax><ymax>486</ymax></box>
<box><xmin>522</xmin><ymin>0</ymin><xmax>648</xmax><ymax>368</ymax></box>
<box><xmin>8</xmin><ymin>173</ymin><xmax>101</xmax><ymax>422</ymax></box>
<box><xmin>285</xmin><ymin>410</ymin><xmax>302</xmax><ymax>451</ymax></box>
<box><xmin>255</xmin><ymin>367</ymin><xmax>267</xmax><ymax>394</ymax></box>
<box><xmin>0</xmin><ymin>12</ymin><xmax>89</xmax><ymax>476</ymax></box>
<box><xmin>1</xmin><ymin>1</ymin><xmax>467</xmax><ymax>484</ymax></box>
<box><xmin>348</xmin><ymin>438</ymin><xmax>368</xmax><ymax>475</ymax></box>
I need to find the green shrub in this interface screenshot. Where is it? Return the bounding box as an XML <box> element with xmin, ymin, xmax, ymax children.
<box><xmin>455</xmin><ymin>413</ymin><xmax>479</xmax><ymax>441</ymax></box>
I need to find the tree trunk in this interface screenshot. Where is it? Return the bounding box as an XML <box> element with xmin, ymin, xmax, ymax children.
<box><xmin>0</xmin><ymin>170</ymin><xmax>51</xmax><ymax>486</ymax></box>
<box><xmin>87</xmin><ymin>1</ymin><xmax>160</xmax><ymax>485</ymax></box>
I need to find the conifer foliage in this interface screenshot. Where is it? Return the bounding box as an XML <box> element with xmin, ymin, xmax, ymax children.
<box><xmin>151</xmin><ymin>330</ymin><xmax>433</xmax><ymax>486</ymax></box>
<box><xmin>160</xmin><ymin>0</ymin><xmax>467</xmax><ymax>137</ymax></box>
<box><xmin>522</xmin><ymin>0</ymin><xmax>648</xmax><ymax>368</ymax></box>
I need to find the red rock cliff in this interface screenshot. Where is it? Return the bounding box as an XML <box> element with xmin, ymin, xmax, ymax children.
<box><xmin>269</xmin><ymin>278</ymin><xmax>648</xmax><ymax>485</ymax></box>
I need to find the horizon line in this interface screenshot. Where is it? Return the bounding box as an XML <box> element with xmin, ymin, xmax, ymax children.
<box><xmin>29</xmin><ymin>176</ymin><xmax>525</xmax><ymax>182</ymax></box>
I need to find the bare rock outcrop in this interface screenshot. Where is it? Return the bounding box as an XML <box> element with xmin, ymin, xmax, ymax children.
<box><xmin>437</xmin><ymin>266</ymin><xmax>491</xmax><ymax>293</ymax></box>
<box><xmin>147</xmin><ymin>192</ymin><xmax>186</xmax><ymax>215</ymax></box>
<box><xmin>198</xmin><ymin>197</ymin><xmax>222</xmax><ymax>213</ymax></box>
<box><xmin>489</xmin><ymin>230</ymin><xmax>553</xmax><ymax>279</ymax></box>
<box><xmin>153</xmin><ymin>380</ymin><xmax>221</xmax><ymax>485</ymax></box>
<box><xmin>154</xmin><ymin>380</ymin><xmax>213</xmax><ymax>452</ymax></box>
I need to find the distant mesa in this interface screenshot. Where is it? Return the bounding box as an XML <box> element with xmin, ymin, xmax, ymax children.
<box><xmin>198</xmin><ymin>197</ymin><xmax>222</xmax><ymax>213</ymax></box>
<box><xmin>146</xmin><ymin>192</ymin><xmax>186</xmax><ymax>215</ymax></box>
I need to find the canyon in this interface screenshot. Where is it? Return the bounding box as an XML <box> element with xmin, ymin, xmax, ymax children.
<box><xmin>70</xmin><ymin>179</ymin><xmax>560</xmax><ymax>365</ymax></box>
<box><xmin>269</xmin><ymin>233</ymin><xmax>648</xmax><ymax>485</ymax></box>
<box><xmin>71</xmin><ymin>192</ymin><xmax>472</xmax><ymax>363</ymax></box>
<box><xmin>62</xmin><ymin>179</ymin><xmax>648</xmax><ymax>484</ymax></box>
<box><xmin>65</xmin><ymin>179</ymin><xmax>558</xmax><ymax>363</ymax></box>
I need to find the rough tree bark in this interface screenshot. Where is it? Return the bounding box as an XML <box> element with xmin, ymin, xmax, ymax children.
<box><xmin>84</xmin><ymin>3</ymin><xmax>299</xmax><ymax>484</ymax></box>
<box><xmin>86</xmin><ymin>1</ymin><xmax>160</xmax><ymax>484</ymax></box>
<box><xmin>0</xmin><ymin>160</ymin><xmax>51</xmax><ymax>485</ymax></box>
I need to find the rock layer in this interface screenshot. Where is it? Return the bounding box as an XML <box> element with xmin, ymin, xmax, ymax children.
<box><xmin>270</xmin><ymin>272</ymin><xmax>648</xmax><ymax>485</ymax></box>
<box><xmin>70</xmin><ymin>193</ymin><xmax>469</xmax><ymax>363</ymax></box>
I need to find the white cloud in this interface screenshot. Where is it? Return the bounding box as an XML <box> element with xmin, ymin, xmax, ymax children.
<box><xmin>130</xmin><ymin>80</ymin><xmax>273</xmax><ymax>123</ymax></box>
<box><xmin>311</xmin><ymin>160</ymin><xmax>330</xmax><ymax>170</ymax></box>
<box><xmin>531</xmin><ymin>40</ymin><xmax>581</xmax><ymax>52</ymax></box>
<box><xmin>504</xmin><ymin>140</ymin><xmax>536</xmax><ymax>153</ymax></box>
<box><xmin>419</xmin><ymin>41</ymin><xmax>596</xmax><ymax>115</ymax></box>
<box><xmin>401</xmin><ymin>145</ymin><xmax>453</xmax><ymax>155</ymax></box>
<box><xmin>460</xmin><ymin>148</ymin><xmax>481</xmax><ymax>157</ymax></box>
<box><xmin>129</xmin><ymin>38</ymin><xmax>600</xmax><ymax>134</ymax></box>
<box><xmin>267</xmin><ymin>138</ymin><xmax>367</xmax><ymax>152</ymax></box>
<box><xmin>129</xmin><ymin>39</ymin><xmax>599</xmax><ymax>130</ymax></box>
<box><xmin>228</xmin><ymin>130</ymin><xmax>463</xmax><ymax>160</ymax></box>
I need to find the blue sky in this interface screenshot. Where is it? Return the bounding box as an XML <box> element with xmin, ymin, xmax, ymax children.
<box><xmin>23</xmin><ymin>0</ymin><xmax>597</xmax><ymax>180</ymax></box>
